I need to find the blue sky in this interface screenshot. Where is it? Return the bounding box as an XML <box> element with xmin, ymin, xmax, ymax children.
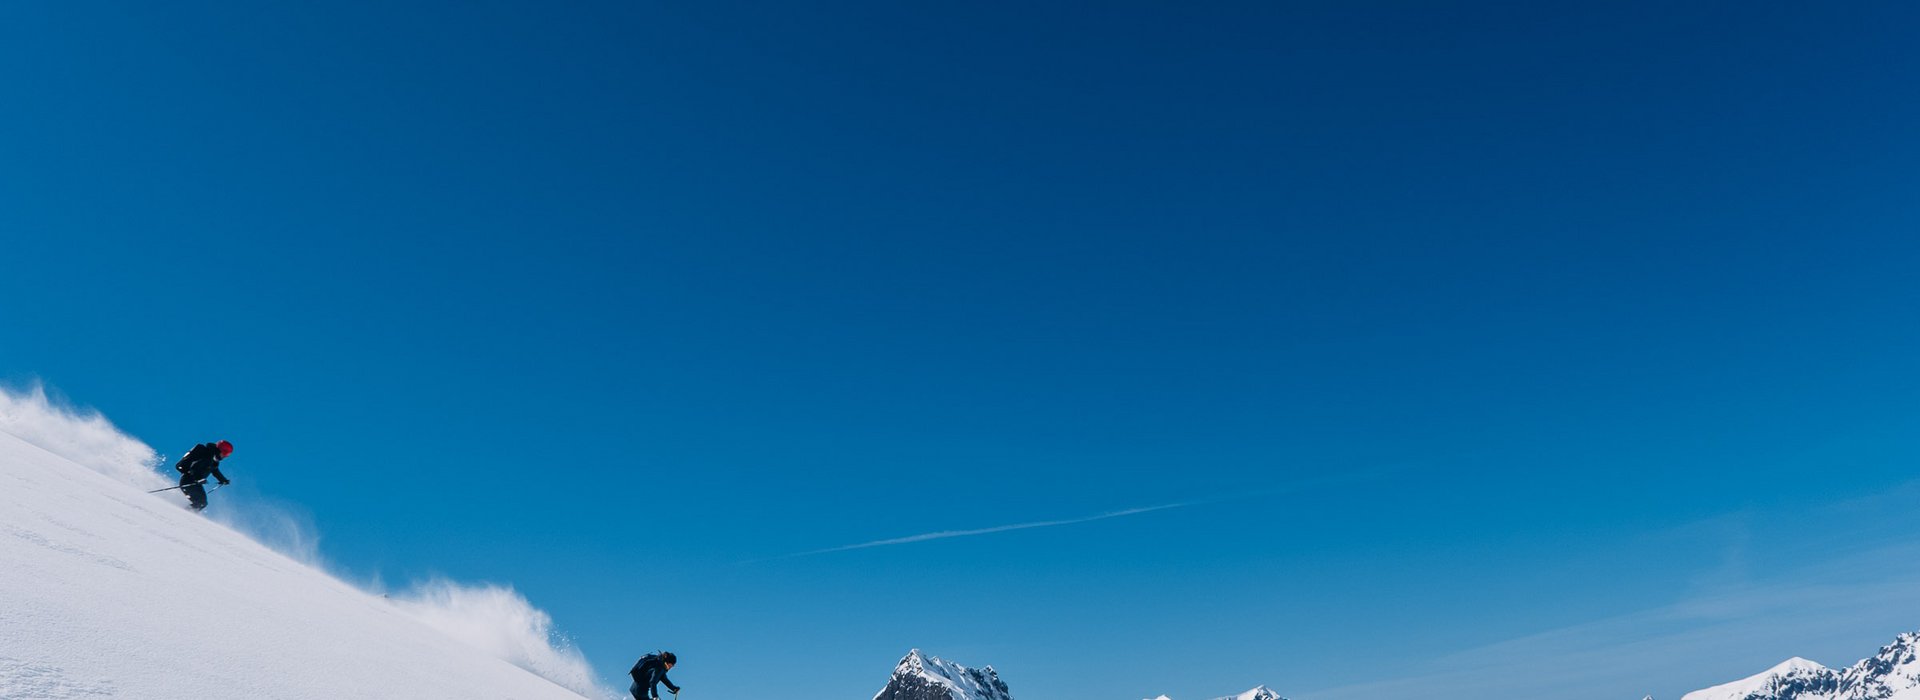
<box><xmin>3</xmin><ymin>1</ymin><xmax>1919</xmax><ymax>698</ymax></box>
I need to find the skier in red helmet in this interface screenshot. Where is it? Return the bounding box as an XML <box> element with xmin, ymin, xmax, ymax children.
<box><xmin>174</xmin><ymin>440</ymin><xmax>234</xmax><ymax>511</ymax></box>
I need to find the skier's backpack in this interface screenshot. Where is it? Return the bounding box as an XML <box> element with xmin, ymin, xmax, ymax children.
<box><xmin>175</xmin><ymin>443</ymin><xmax>209</xmax><ymax>475</ymax></box>
<box><xmin>632</xmin><ymin>652</ymin><xmax>662</xmax><ymax>678</ymax></box>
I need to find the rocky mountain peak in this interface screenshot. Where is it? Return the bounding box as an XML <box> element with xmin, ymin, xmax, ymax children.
<box><xmin>873</xmin><ymin>650</ymin><xmax>1013</xmax><ymax>700</ymax></box>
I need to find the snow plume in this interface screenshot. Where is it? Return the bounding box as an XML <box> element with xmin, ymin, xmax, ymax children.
<box><xmin>0</xmin><ymin>383</ymin><xmax>610</xmax><ymax>698</ymax></box>
<box><xmin>0</xmin><ymin>383</ymin><xmax>163</xmax><ymax>489</ymax></box>
<box><xmin>208</xmin><ymin>496</ymin><xmax>327</xmax><ymax>567</ymax></box>
<box><xmin>389</xmin><ymin>579</ymin><xmax>615</xmax><ymax>699</ymax></box>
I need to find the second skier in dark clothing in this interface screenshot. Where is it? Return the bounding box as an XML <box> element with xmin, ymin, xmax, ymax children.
<box><xmin>630</xmin><ymin>651</ymin><xmax>679</xmax><ymax>700</ymax></box>
<box><xmin>174</xmin><ymin>440</ymin><xmax>233</xmax><ymax>511</ymax></box>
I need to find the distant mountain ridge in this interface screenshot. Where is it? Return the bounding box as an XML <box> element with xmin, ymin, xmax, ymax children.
<box><xmin>875</xmin><ymin>631</ymin><xmax>1920</xmax><ymax>700</ymax></box>
<box><xmin>1145</xmin><ymin>685</ymin><xmax>1288</xmax><ymax>700</ymax></box>
<box><xmin>1662</xmin><ymin>631</ymin><xmax>1920</xmax><ymax>700</ymax></box>
<box><xmin>874</xmin><ymin>649</ymin><xmax>1286</xmax><ymax>700</ymax></box>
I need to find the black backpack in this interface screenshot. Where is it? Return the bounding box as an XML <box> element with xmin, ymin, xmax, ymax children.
<box><xmin>632</xmin><ymin>653</ymin><xmax>661</xmax><ymax>677</ymax></box>
<box><xmin>175</xmin><ymin>444</ymin><xmax>213</xmax><ymax>475</ymax></box>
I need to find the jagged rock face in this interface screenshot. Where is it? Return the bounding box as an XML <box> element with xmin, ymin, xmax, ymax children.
<box><xmin>1678</xmin><ymin>658</ymin><xmax>1839</xmax><ymax>700</ymax></box>
<box><xmin>873</xmin><ymin>650</ymin><xmax>1014</xmax><ymax>700</ymax></box>
<box><xmin>1837</xmin><ymin>632</ymin><xmax>1920</xmax><ymax>699</ymax></box>
<box><xmin>1756</xmin><ymin>665</ymin><xmax>1841</xmax><ymax>700</ymax></box>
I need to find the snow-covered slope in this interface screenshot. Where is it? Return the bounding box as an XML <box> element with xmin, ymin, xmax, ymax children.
<box><xmin>1677</xmin><ymin>632</ymin><xmax>1920</xmax><ymax>700</ymax></box>
<box><xmin>0</xmin><ymin>418</ymin><xmax>595</xmax><ymax>698</ymax></box>
<box><xmin>874</xmin><ymin>649</ymin><xmax>1014</xmax><ymax>700</ymax></box>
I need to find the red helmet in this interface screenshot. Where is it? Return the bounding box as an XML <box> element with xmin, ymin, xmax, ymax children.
<box><xmin>216</xmin><ymin>440</ymin><xmax>234</xmax><ymax>458</ymax></box>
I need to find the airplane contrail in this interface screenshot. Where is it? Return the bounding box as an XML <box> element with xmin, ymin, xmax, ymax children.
<box><xmin>767</xmin><ymin>501</ymin><xmax>1198</xmax><ymax>560</ymax></box>
<box><xmin>753</xmin><ymin>464</ymin><xmax>1407</xmax><ymax>563</ymax></box>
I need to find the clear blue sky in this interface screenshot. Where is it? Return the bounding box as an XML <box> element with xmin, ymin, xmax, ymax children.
<box><xmin>3</xmin><ymin>2</ymin><xmax>1919</xmax><ymax>698</ymax></box>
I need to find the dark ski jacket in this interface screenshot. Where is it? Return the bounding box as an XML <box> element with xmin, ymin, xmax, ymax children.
<box><xmin>175</xmin><ymin>443</ymin><xmax>230</xmax><ymax>485</ymax></box>
<box><xmin>630</xmin><ymin>654</ymin><xmax>678</xmax><ymax>698</ymax></box>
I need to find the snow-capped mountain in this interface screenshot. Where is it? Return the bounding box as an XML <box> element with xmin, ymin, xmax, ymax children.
<box><xmin>1142</xmin><ymin>685</ymin><xmax>1287</xmax><ymax>700</ymax></box>
<box><xmin>1837</xmin><ymin>633</ymin><xmax>1920</xmax><ymax>699</ymax></box>
<box><xmin>1677</xmin><ymin>631</ymin><xmax>1920</xmax><ymax>700</ymax></box>
<box><xmin>1214</xmin><ymin>686</ymin><xmax>1287</xmax><ymax>700</ymax></box>
<box><xmin>874</xmin><ymin>649</ymin><xmax>1015</xmax><ymax>700</ymax></box>
<box><xmin>1681</xmin><ymin>658</ymin><xmax>1841</xmax><ymax>700</ymax></box>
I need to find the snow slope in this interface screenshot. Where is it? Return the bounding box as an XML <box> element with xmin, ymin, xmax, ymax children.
<box><xmin>0</xmin><ymin>410</ymin><xmax>596</xmax><ymax>698</ymax></box>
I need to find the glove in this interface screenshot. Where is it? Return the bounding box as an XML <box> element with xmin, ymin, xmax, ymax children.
<box><xmin>217</xmin><ymin>479</ymin><xmax>232</xmax><ymax>486</ymax></box>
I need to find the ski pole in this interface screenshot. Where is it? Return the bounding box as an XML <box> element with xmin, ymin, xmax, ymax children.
<box><xmin>147</xmin><ymin>480</ymin><xmax>204</xmax><ymax>494</ymax></box>
<box><xmin>146</xmin><ymin>480</ymin><xmax>225</xmax><ymax>494</ymax></box>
